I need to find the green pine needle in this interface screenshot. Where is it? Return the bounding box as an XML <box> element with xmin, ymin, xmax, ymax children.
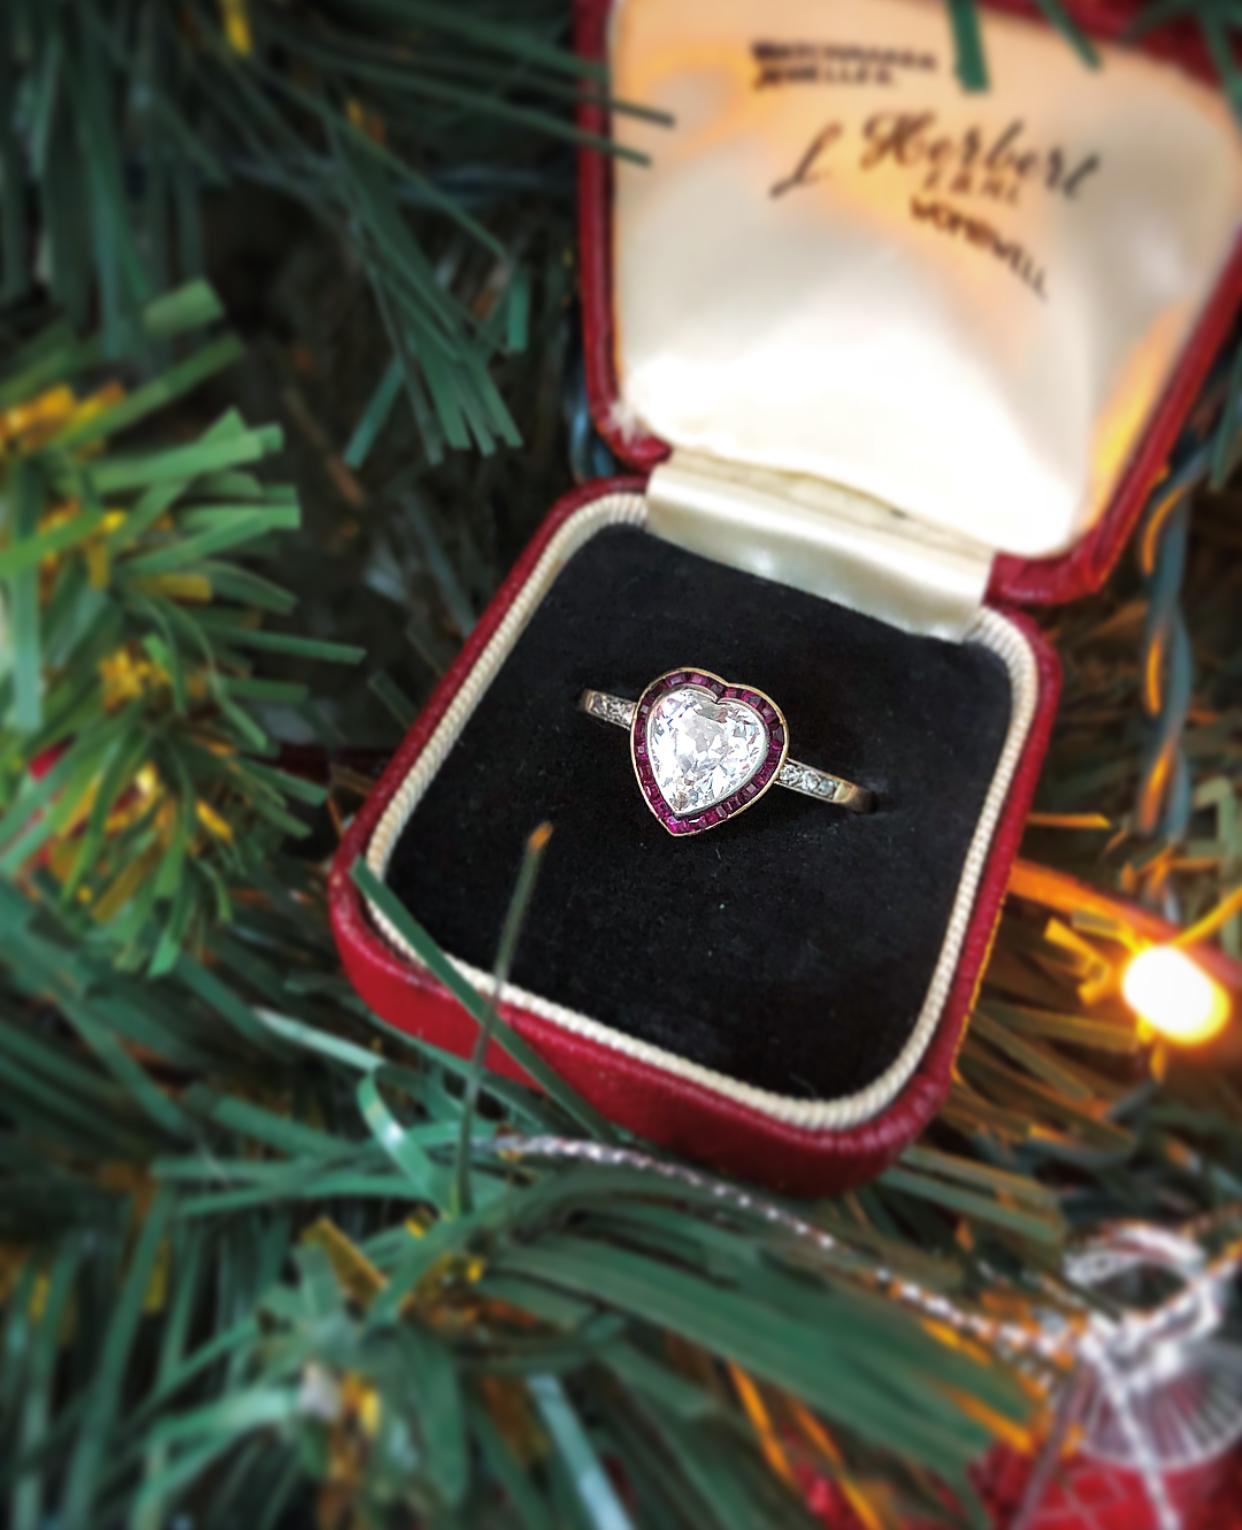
<box><xmin>0</xmin><ymin>284</ymin><xmax>356</xmax><ymax>966</ymax></box>
<box><xmin>1</xmin><ymin>5</ymin><xmax>1241</xmax><ymax>1527</ymax></box>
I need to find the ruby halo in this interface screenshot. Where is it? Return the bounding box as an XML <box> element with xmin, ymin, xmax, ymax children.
<box><xmin>630</xmin><ymin>668</ymin><xmax>790</xmax><ymax>837</ymax></box>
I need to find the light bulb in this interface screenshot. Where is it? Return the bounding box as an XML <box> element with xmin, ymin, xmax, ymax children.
<box><xmin>1121</xmin><ymin>945</ymin><xmax>1230</xmax><ymax>1046</ymax></box>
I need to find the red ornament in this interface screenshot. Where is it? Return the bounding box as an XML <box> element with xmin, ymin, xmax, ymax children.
<box><xmin>978</xmin><ymin>1442</ymin><xmax>1235</xmax><ymax>1530</ymax></box>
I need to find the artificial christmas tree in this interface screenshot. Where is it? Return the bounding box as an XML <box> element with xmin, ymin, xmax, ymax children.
<box><xmin>1</xmin><ymin>3</ymin><xmax>1240</xmax><ymax>1527</ymax></box>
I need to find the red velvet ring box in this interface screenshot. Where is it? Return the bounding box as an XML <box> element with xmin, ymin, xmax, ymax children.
<box><xmin>331</xmin><ymin>0</ymin><xmax>1241</xmax><ymax>1194</ymax></box>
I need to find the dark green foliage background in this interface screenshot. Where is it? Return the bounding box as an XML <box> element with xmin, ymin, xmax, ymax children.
<box><xmin>1</xmin><ymin>5</ymin><xmax>1240</xmax><ymax>1529</ymax></box>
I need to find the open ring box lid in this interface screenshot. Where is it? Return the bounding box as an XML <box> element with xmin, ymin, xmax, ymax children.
<box><xmin>331</xmin><ymin>0</ymin><xmax>1242</xmax><ymax>1194</ymax></box>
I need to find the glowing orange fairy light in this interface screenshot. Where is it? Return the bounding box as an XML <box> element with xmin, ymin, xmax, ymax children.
<box><xmin>1008</xmin><ymin>861</ymin><xmax>1240</xmax><ymax>1047</ymax></box>
<box><xmin>1121</xmin><ymin>945</ymin><xmax>1231</xmax><ymax>1046</ymax></box>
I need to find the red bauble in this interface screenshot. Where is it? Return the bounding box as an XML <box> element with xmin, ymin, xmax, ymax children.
<box><xmin>805</xmin><ymin>1445</ymin><xmax>1242</xmax><ymax>1530</ymax></box>
<box><xmin>978</xmin><ymin>1443</ymin><xmax>1235</xmax><ymax>1530</ymax></box>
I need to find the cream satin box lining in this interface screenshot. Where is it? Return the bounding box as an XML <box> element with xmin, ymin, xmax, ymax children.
<box><xmin>645</xmin><ymin>449</ymin><xmax>994</xmax><ymax>640</ymax></box>
<box><xmin>610</xmin><ymin>0</ymin><xmax>1242</xmax><ymax>570</ymax></box>
<box><xmin>363</xmin><ymin>490</ymin><xmax>1039</xmax><ymax>1131</ymax></box>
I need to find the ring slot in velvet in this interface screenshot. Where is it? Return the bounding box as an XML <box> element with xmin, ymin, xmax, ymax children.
<box><xmin>383</xmin><ymin>524</ymin><xmax>1012</xmax><ymax>1102</ymax></box>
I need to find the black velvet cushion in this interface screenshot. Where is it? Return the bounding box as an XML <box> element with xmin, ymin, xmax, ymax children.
<box><xmin>386</xmin><ymin>522</ymin><xmax>1013</xmax><ymax>1100</ymax></box>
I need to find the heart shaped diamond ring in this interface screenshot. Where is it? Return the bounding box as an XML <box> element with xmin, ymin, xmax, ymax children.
<box><xmin>579</xmin><ymin>667</ymin><xmax>874</xmax><ymax>837</ymax></box>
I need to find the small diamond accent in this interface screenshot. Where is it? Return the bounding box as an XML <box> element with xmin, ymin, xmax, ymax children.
<box><xmin>584</xmin><ymin>692</ymin><xmax>635</xmax><ymax>727</ymax></box>
<box><xmin>778</xmin><ymin>760</ymin><xmax>842</xmax><ymax>801</ymax></box>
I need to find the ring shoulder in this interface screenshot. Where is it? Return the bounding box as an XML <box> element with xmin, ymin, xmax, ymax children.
<box><xmin>779</xmin><ymin>758</ymin><xmax>873</xmax><ymax>813</ymax></box>
<box><xmin>580</xmin><ymin>689</ymin><xmax>636</xmax><ymax>728</ymax></box>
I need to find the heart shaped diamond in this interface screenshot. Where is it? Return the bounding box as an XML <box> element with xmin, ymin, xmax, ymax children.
<box><xmin>630</xmin><ymin>669</ymin><xmax>788</xmax><ymax>836</ymax></box>
<box><xmin>647</xmin><ymin>687</ymin><xmax>767</xmax><ymax>816</ymax></box>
